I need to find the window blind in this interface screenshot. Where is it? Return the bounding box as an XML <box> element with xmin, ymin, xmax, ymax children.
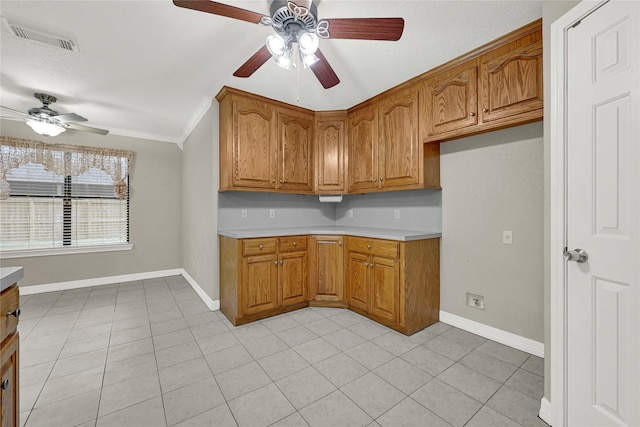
<box><xmin>0</xmin><ymin>139</ymin><xmax>132</xmax><ymax>252</ymax></box>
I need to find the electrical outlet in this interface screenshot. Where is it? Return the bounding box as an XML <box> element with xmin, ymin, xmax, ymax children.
<box><xmin>348</xmin><ymin>209</ymin><xmax>353</xmax><ymax>218</ymax></box>
<box><xmin>241</xmin><ymin>209</ymin><xmax>247</xmax><ymax>219</ymax></box>
<box><xmin>269</xmin><ymin>209</ymin><xmax>275</xmax><ymax>218</ymax></box>
<box><xmin>393</xmin><ymin>209</ymin><xmax>400</xmax><ymax>219</ymax></box>
<box><xmin>503</xmin><ymin>230</ymin><xmax>513</xmax><ymax>245</ymax></box>
<box><xmin>466</xmin><ymin>292</ymin><xmax>485</xmax><ymax>310</ymax></box>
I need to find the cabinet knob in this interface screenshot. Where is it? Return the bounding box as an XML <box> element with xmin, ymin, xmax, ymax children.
<box><xmin>6</xmin><ymin>308</ymin><xmax>20</xmax><ymax>318</ymax></box>
<box><xmin>380</xmin><ymin>177</ymin><xmax>384</xmax><ymax>182</ymax></box>
<box><xmin>279</xmin><ymin>179</ymin><xmax>283</xmax><ymax>183</ymax></box>
<box><xmin>272</xmin><ymin>179</ymin><xmax>276</xmax><ymax>183</ymax></box>
<box><xmin>372</xmin><ymin>178</ymin><xmax>377</xmax><ymax>182</ymax></box>
<box><xmin>470</xmin><ymin>112</ymin><xmax>476</xmax><ymax>117</ymax></box>
<box><xmin>370</xmin><ymin>263</ymin><xmax>374</xmax><ymax>268</ymax></box>
<box><xmin>364</xmin><ymin>262</ymin><xmax>369</xmax><ymax>267</ymax></box>
<box><xmin>367</xmin><ymin>245</ymin><xmax>372</xmax><ymax>249</ymax></box>
<box><xmin>293</xmin><ymin>241</ymin><xmax>297</xmax><ymax>246</ymax></box>
<box><xmin>338</xmin><ymin>242</ymin><xmax>343</xmax><ymax>246</ymax></box>
<box><xmin>259</xmin><ymin>244</ymin><xmax>263</xmax><ymax>249</ymax></box>
<box><xmin>483</xmin><ymin>108</ymin><xmax>488</xmax><ymax>113</ymax></box>
<box><xmin>1</xmin><ymin>379</ymin><xmax>9</xmax><ymax>390</ymax></box>
<box><xmin>280</xmin><ymin>260</ymin><xmax>283</xmax><ymax>265</ymax></box>
<box><xmin>274</xmin><ymin>261</ymin><xmax>278</xmax><ymax>265</ymax></box>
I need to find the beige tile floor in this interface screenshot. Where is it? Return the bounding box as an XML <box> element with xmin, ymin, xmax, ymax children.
<box><xmin>17</xmin><ymin>275</ymin><xmax>548</xmax><ymax>427</ymax></box>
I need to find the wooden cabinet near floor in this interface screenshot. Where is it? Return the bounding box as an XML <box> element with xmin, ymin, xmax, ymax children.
<box><xmin>345</xmin><ymin>236</ymin><xmax>440</xmax><ymax>335</ymax></box>
<box><xmin>220</xmin><ymin>235</ymin><xmax>308</xmax><ymax>325</ymax></box>
<box><xmin>421</xmin><ymin>19</ymin><xmax>542</xmax><ymax>143</ymax></box>
<box><xmin>309</xmin><ymin>235</ymin><xmax>346</xmax><ymax>307</ymax></box>
<box><xmin>0</xmin><ymin>283</ymin><xmax>20</xmax><ymax>427</ymax></box>
<box><xmin>347</xmin><ymin>86</ymin><xmax>441</xmax><ymax>194</ymax></box>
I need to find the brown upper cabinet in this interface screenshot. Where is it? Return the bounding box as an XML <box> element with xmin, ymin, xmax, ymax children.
<box><xmin>347</xmin><ymin>86</ymin><xmax>441</xmax><ymax>193</ymax></box>
<box><xmin>218</xmin><ymin>88</ymin><xmax>314</xmax><ymax>193</ymax></box>
<box><xmin>421</xmin><ymin>19</ymin><xmax>542</xmax><ymax>143</ymax></box>
<box><xmin>315</xmin><ymin>112</ymin><xmax>347</xmax><ymax>194</ymax></box>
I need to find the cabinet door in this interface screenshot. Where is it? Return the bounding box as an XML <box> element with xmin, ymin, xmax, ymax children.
<box><xmin>0</xmin><ymin>333</ymin><xmax>18</xmax><ymax>427</ymax></box>
<box><xmin>241</xmin><ymin>253</ymin><xmax>278</xmax><ymax>315</ymax></box>
<box><xmin>479</xmin><ymin>37</ymin><xmax>542</xmax><ymax>123</ymax></box>
<box><xmin>232</xmin><ymin>97</ymin><xmax>277</xmax><ymax>189</ymax></box>
<box><xmin>309</xmin><ymin>236</ymin><xmax>344</xmax><ymax>302</ymax></box>
<box><xmin>278</xmin><ymin>110</ymin><xmax>314</xmax><ymax>192</ymax></box>
<box><xmin>346</xmin><ymin>251</ymin><xmax>369</xmax><ymax>311</ymax></box>
<box><xmin>423</xmin><ymin>62</ymin><xmax>478</xmax><ymax>139</ymax></box>
<box><xmin>278</xmin><ymin>250</ymin><xmax>308</xmax><ymax>307</ymax></box>
<box><xmin>347</xmin><ymin>106</ymin><xmax>379</xmax><ymax>192</ymax></box>
<box><xmin>378</xmin><ymin>88</ymin><xmax>421</xmax><ymax>188</ymax></box>
<box><xmin>315</xmin><ymin>115</ymin><xmax>346</xmax><ymax>193</ymax></box>
<box><xmin>370</xmin><ymin>256</ymin><xmax>400</xmax><ymax>323</ymax></box>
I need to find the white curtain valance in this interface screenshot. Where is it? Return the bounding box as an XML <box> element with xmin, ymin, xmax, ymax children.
<box><xmin>0</xmin><ymin>136</ymin><xmax>134</xmax><ymax>200</ymax></box>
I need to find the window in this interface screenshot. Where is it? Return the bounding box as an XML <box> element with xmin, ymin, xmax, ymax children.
<box><xmin>0</xmin><ymin>137</ymin><xmax>134</xmax><ymax>256</ymax></box>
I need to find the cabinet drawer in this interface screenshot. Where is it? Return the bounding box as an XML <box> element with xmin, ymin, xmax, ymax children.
<box><xmin>278</xmin><ymin>236</ymin><xmax>308</xmax><ymax>253</ymax></box>
<box><xmin>346</xmin><ymin>237</ymin><xmax>399</xmax><ymax>258</ymax></box>
<box><xmin>242</xmin><ymin>238</ymin><xmax>277</xmax><ymax>256</ymax></box>
<box><xmin>1</xmin><ymin>284</ymin><xmax>19</xmax><ymax>342</ymax></box>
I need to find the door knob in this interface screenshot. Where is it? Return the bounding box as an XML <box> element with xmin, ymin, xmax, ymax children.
<box><xmin>564</xmin><ymin>248</ymin><xmax>588</xmax><ymax>263</ymax></box>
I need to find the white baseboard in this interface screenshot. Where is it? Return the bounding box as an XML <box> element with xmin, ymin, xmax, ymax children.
<box><xmin>539</xmin><ymin>397</ymin><xmax>552</xmax><ymax>425</ymax></box>
<box><xmin>18</xmin><ymin>268</ymin><xmax>221</xmax><ymax>312</ymax></box>
<box><xmin>180</xmin><ymin>269</ymin><xmax>219</xmax><ymax>311</ymax></box>
<box><xmin>439</xmin><ymin>311</ymin><xmax>544</xmax><ymax>357</ymax></box>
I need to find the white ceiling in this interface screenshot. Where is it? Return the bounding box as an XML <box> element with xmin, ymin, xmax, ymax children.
<box><xmin>0</xmin><ymin>1</ymin><xmax>542</xmax><ymax>144</ymax></box>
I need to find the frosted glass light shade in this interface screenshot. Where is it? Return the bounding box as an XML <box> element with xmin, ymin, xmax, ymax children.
<box><xmin>26</xmin><ymin>119</ymin><xmax>65</xmax><ymax>137</ymax></box>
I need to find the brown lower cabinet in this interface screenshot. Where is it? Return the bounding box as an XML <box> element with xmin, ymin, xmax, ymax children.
<box><xmin>220</xmin><ymin>235</ymin><xmax>308</xmax><ymax>326</ymax></box>
<box><xmin>0</xmin><ymin>283</ymin><xmax>20</xmax><ymax>427</ymax></box>
<box><xmin>345</xmin><ymin>236</ymin><xmax>440</xmax><ymax>335</ymax></box>
<box><xmin>220</xmin><ymin>233</ymin><xmax>440</xmax><ymax>335</ymax></box>
<box><xmin>308</xmin><ymin>235</ymin><xmax>346</xmax><ymax>307</ymax></box>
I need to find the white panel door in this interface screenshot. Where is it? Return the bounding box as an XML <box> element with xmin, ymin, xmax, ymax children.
<box><xmin>567</xmin><ymin>1</ymin><xmax>639</xmax><ymax>426</ymax></box>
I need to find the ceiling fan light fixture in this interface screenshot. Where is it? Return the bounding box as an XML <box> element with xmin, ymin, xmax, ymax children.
<box><xmin>300</xmin><ymin>51</ymin><xmax>319</xmax><ymax>68</ymax></box>
<box><xmin>266</xmin><ymin>34</ymin><xmax>287</xmax><ymax>57</ymax></box>
<box><xmin>298</xmin><ymin>31</ymin><xmax>318</xmax><ymax>55</ymax></box>
<box><xmin>26</xmin><ymin>119</ymin><xmax>65</xmax><ymax>137</ymax></box>
<box><xmin>274</xmin><ymin>49</ymin><xmax>293</xmax><ymax>70</ymax></box>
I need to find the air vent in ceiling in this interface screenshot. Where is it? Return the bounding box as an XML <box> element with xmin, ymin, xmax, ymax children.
<box><xmin>2</xmin><ymin>18</ymin><xmax>78</xmax><ymax>52</ymax></box>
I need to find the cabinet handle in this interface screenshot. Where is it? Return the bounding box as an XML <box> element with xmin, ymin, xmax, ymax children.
<box><xmin>259</xmin><ymin>244</ymin><xmax>263</xmax><ymax>249</ymax></box>
<box><xmin>279</xmin><ymin>179</ymin><xmax>283</xmax><ymax>183</ymax></box>
<box><xmin>274</xmin><ymin>261</ymin><xmax>278</xmax><ymax>265</ymax></box>
<box><xmin>293</xmin><ymin>241</ymin><xmax>297</xmax><ymax>246</ymax></box>
<box><xmin>338</xmin><ymin>242</ymin><xmax>343</xmax><ymax>246</ymax></box>
<box><xmin>6</xmin><ymin>308</ymin><xmax>20</xmax><ymax>318</ymax></box>
<box><xmin>367</xmin><ymin>245</ymin><xmax>372</xmax><ymax>249</ymax></box>
<box><xmin>483</xmin><ymin>108</ymin><xmax>488</xmax><ymax>113</ymax></box>
<box><xmin>470</xmin><ymin>112</ymin><xmax>476</xmax><ymax>117</ymax></box>
<box><xmin>280</xmin><ymin>260</ymin><xmax>283</xmax><ymax>265</ymax></box>
<box><xmin>380</xmin><ymin>177</ymin><xmax>384</xmax><ymax>182</ymax></box>
<box><xmin>1</xmin><ymin>379</ymin><xmax>9</xmax><ymax>390</ymax></box>
<box><xmin>370</xmin><ymin>263</ymin><xmax>374</xmax><ymax>268</ymax></box>
<box><xmin>364</xmin><ymin>262</ymin><xmax>369</xmax><ymax>267</ymax></box>
<box><xmin>372</xmin><ymin>178</ymin><xmax>377</xmax><ymax>182</ymax></box>
<box><xmin>272</xmin><ymin>179</ymin><xmax>276</xmax><ymax>183</ymax></box>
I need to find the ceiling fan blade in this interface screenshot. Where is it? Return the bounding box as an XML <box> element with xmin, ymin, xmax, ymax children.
<box><xmin>310</xmin><ymin>49</ymin><xmax>340</xmax><ymax>89</ymax></box>
<box><xmin>0</xmin><ymin>116</ymin><xmax>24</xmax><ymax>121</ymax></box>
<box><xmin>321</xmin><ymin>18</ymin><xmax>404</xmax><ymax>41</ymax></box>
<box><xmin>0</xmin><ymin>105</ymin><xmax>28</xmax><ymax>117</ymax></box>
<box><xmin>62</xmin><ymin>122</ymin><xmax>109</xmax><ymax>135</ymax></box>
<box><xmin>173</xmin><ymin>0</ymin><xmax>266</xmax><ymax>24</ymax></box>
<box><xmin>53</xmin><ymin>113</ymin><xmax>88</xmax><ymax>123</ymax></box>
<box><xmin>233</xmin><ymin>45</ymin><xmax>272</xmax><ymax>78</ymax></box>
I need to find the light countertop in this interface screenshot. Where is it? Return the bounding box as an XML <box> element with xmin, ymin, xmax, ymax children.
<box><xmin>1</xmin><ymin>266</ymin><xmax>24</xmax><ymax>292</ymax></box>
<box><xmin>218</xmin><ymin>226</ymin><xmax>441</xmax><ymax>242</ymax></box>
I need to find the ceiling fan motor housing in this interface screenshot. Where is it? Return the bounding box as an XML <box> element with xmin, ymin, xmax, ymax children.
<box><xmin>269</xmin><ymin>0</ymin><xmax>318</xmax><ymax>40</ymax></box>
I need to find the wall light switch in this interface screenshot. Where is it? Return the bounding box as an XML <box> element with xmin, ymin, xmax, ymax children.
<box><xmin>269</xmin><ymin>209</ymin><xmax>275</xmax><ymax>219</ymax></box>
<box><xmin>393</xmin><ymin>209</ymin><xmax>400</xmax><ymax>219</ymax></box>
<box><xmin>348</xmin><ymin>209</ymin><xmax>353</xmax><ymax>218</ymax></box>
<box><xmin>241</xmin><ymin>209</ymin><xmax>247</xmax><ymax>219</ymax></box>
<box><xmin>503</xmin><ymin>230</ymin><xmax>513</xmax><ymax>245</ymax></box>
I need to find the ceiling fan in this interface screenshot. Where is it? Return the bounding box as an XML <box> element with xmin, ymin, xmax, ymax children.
<box><xmin>173</xmin><ymin>0</ymin><xmax>405</xmax><ymax>89</ymax></box>
<box><xmin>1</xmin><ymin>93</ymin><xmax>109</xmax><ymax>137</ymax></box>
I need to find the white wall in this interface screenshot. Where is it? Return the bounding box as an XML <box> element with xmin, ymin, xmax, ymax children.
<box><xmin>0</xmin><ymin>119</ymin><xmax>183</xmax><ymax>287</ymax></box>
<box><xmin>181</xmin><ymin>103</ymin><xmax>219</xmax><ymax>299</ymax></box>
<box><xmin>440</xmin><ymin>122</ymin><xmax>544</xmax><ymax>342</ymax></box>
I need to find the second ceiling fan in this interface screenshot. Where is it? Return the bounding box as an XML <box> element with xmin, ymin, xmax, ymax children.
<box><xmin>173</xmin><ymin>0</ymin><xmax>405</xmax><ymax>89</ymax></box>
